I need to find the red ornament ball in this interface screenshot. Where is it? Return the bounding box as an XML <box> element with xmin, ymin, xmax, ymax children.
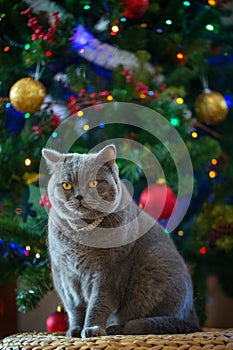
<box><xmin>121</xmin><ymin>0</ymin><xmax>149</xmax><ymax>19</ymax></box>
<box><xmin>139</xmin><ymin>182</ymin><xmax>177</xmax><ymax>220</ymax></box>
<box><xmin>46</xmin><ymin>307</ymin><xmax>69</xmax><ymax>333</ymax></box>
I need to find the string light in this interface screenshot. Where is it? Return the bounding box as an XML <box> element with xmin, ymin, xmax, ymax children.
<box><xmin>35</xmin><ymin>252</ymin><xmax>40</xmax><ymax>259</ymax></box>
<box><xmin>176</xmin><ymin>97</ymin><xmax>184</xmax><ymax>104</ymax></box>
<box><xmin>208</xmin><ymin>0</ymin><xmax>217</xmax><ymax>6</ymax></box>
<box><xmin>176</xmin><ymin>52</ymin><xmax>185</xmax><ymax>60</ymax></box>
<box><xmin>211</xmin><ymin>158</ymin><xmax>218</xmax><ymax>165</ymax></box>
<box><xmin>209</xmin><ymin>170</ymin><xmax>217</xmax><ymax>179</ymax></box>
<box><xmin>165</xmin><ymin>20</ymin><xmax>172</xmax><ymax>25</ymax></box>
<box><xmin>25</xmin><ymin>158</ymin><xmax>32</xmax><ymax>166</ymax></box>
<box><xmin>83</xmin><ymin>124</ymin><xmax>90</xmax><ymax>131</ymax></box>
<box><xmin>26</xmin><ymin>246</ymin><xmax>31</xmax><ymax>251</ymax></box>
<box><xmin>205</xmin><ymin>24</ymin><xmax>214</xmax><ymax>31</ymax></box>
<box><xmin>120</xmin><ymin>17</ymin><xmax>127</xmax><ymax>22</ymax></box>
<box><xmin>45</xmin><ymin>51</ymin><xmax>52</xmax><ymax>57</ymax></box>
<box><xmin>111</xmin><ymin>25</ymin><xmax>119</xmax><ymax>33</ymax></box>
<box><xmin>24</xmin><ymin>113</ymin><xmax>30</xmax><ymax>119</ymax></box>
<box><xmin>52</xmin><ymin>131</ymin><xmax>57</xmax><ymax>138</ymax></box>
<box><xmin>24</xmin><ymin>43</ymin><xmax>30</xmax><ymax>50</ymax></box>
<box><xmin>77</xmin><ymin>110</ymin><xmax>84</xmax><ymax>117</ymax></box>
<box><xmin>200</xmin><ymin>246</ymin><xmax>207</xmax><ymax>255</ymax></box>
<box><xmin>83</xmin><ymin>4</ymin><xmax>91</xmax><ymax>10</ymax></box>
<box><xmin>178</xmin><ymin>230</ymin><xmax>184</xmax><ymax>237</ymax></box>
<box><xmin>183</xmin><ymin>1</ymin><xmax>190</xmax><ymax>6</ymax></box>
<box><xmin>140</xmin><ymin>93</ymin><xmax>146</xmax><ymax>99</ymax></box>
<box><xmin>3</xmin><ymin>46</ymin><xmax>10</xmax><ymax>52</ymax></box>
<box><xmin>110</xmin><ymin>31</ymin><xmax>117</xmax><ymax>36</ymax></box>
<box><xmin>107</xmin><ymin>95</ymin><xmax>113</xmax><ymax>101</ymax></box>
<box><xmin>170</xmin><ymin>117</ymin><xmax>180</xmax><ymax>127</ymax></box>
<box><xmin>140</xmin><ymin>23</ymin><xmax>147</xmax><ymax>28</ymax></box>
<box><xmin>191</xmin><ymin>131</ymin><xmax>198</xmax><ymax>139</ymax></box>
<box><xmin>5</xmin><ymin>102</ymin><xmax>11</xmax><ymax>108</ymax></box>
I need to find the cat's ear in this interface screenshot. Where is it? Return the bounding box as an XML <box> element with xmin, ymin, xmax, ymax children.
<box><xmin>97</xmin><ymin>144</ymin><xmax>116</xmax><ymax>168</ymax></box>
<box><xmin>42</xmin><ymin>148</ymin><xmax>65</xmax><ymax>172</ymax></box>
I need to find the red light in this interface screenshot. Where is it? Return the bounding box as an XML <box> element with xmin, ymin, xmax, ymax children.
<box><xmin>45</xmin><ymin>51</ymin><xmax>52</xmax><ymax>57</ymax></box>
<box><xmin>199</xmin><ymin>246</ymin><xmax>207</xmax><ymax>255</ymax></box>
<box><xmin>110</xmin><ymin>31</ymin><xmax>117</xmax><ymax>36</ymax></box>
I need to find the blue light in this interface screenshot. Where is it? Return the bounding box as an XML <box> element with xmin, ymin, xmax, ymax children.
<box><xmin>52</xmin><ymin>132</ymin><xmax>58</xmax><ymax>138</ymax></box>
<box><xmin>72</xmin><ymin>24</ymin><xmax>94</xmax><ymax>50</ymax></box>
<box><xmin>120</xmin><ymin>17</ymin><xmax>127</xmax><ymax>22</ymax></box>
<box><xmin>148</xmin><ymin>90</ymin><xmax>154</xmax><ymax>96</ymax></box>
<box><xmin>5</xmin><ymin>102</ymin><xmax>11</xmax><ymax>108</ymax></box>
<box><xmin>224</xmin><ymin>95</ymin><xmax>233</xmax><ymax>108</ymax></box>
<box><xmin>156</xmin><ymin>28</ymin><xmax>163</xmax><ymax>33</ymax></box>
<box><xmin>99</xmin><ymin>122</ymin><xmax>105</xmax><ymax>128</ymax></box>
<box><xmin>88</xmin><ymin>86</ymin><xmax>95</xmax><ymax>92</ymax></box>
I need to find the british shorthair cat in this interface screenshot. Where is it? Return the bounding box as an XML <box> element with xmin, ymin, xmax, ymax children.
<box><xmin>42</xmin><ymin>144</ymin><xmax>200</xmax><ymax>338</ymax></box>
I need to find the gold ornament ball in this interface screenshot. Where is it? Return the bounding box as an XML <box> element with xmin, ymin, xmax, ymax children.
<box><xmin>194</xmin><ymin>90</ymin><xmax>229</xmax><ymax>125</ymax></box>
<box><xmin>9</xmin><ymin>77</ymin><xmax>46</xmax><ymax>113</ymax></box>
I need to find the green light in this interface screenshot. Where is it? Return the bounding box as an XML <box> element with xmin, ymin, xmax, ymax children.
<box><xmin>24</xmin><ymin>43</ymin><xmax>31</xmax><ymax>50</ymax></box>
<box><xmin>205</xmin><ymin>24</ymin><xmax>214</xmax><ymax>31</ymax></box>
<box><xmin>183</xmin><ymin>1</ymin><xmax>190</xmax><ymax>6</ymax></box>
<box><xmin>83</xmin><ymin>5</ymin><xmax>90</xmax><ymax>10</ymax></box>
<box><xmin>0</xmin><ymin>13</ymin><xmax>6</xmax><ymax>18</ymax></box>
<box><xmin>170</xmin><ymin>117</ymin><xmax>180</xmax><ymax>127</ymax></box>
<box><xmin>121</xmin><ymin>90</ymin><xmax>127</xmax><ymax>94</ymax></box>
<box><xmin>24</xmin><ymin>113</ymin><xmax>30</xmax><ymax>119</ymax></box>
<box><xmin>165</xmin><ymin>20</ymin><xmax>172</xmax><ymax>25</ymax></box>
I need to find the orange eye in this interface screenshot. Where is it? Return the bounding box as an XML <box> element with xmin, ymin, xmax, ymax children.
<box><xmin>88</xmin><ymin>180</ymin><xmax>99</xmax><ymax>188</ymax></box>
<box><xmin>62</xmin><ymin>182</ymin><xmax>73</xmax><ymax>191</ymax></box>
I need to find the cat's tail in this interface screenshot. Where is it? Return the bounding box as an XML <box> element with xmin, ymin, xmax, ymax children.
<box><xmin>123</xmin><ymin>316</ymin><xmax>201</xmax><ymax>335</ymax></box>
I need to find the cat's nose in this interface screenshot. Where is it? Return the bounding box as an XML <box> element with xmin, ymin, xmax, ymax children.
<box><xmin>76</xmin><ymin>194</ymin><xmax>83</xmax><ymax>201</ymax></box>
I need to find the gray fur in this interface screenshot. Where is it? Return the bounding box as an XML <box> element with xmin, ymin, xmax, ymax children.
<box><xmin>42</xmin><ymin>145</ymin><xmax>200</xmax><ymax>338</ymax></box>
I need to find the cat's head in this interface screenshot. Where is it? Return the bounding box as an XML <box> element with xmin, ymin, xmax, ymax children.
<box><xmin>42</xmin><ymin>145</ymin><xmax>121</xmax><ymax>221</ymax></box>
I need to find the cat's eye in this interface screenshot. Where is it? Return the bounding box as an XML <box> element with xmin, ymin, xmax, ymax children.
<box><xmin>88</xmin><ymin>180</ymin><xmax>99</xmax><ymax>188</ymax></box>
<box><xmin>62</xmin><ymin>182</ymin><xmax>73</xmax><ymax>191</ymax></box>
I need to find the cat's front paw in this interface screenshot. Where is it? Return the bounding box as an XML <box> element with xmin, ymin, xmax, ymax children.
<box><xmin>81</xmin><ymin>326</ymin><xmax>106</xmax><ymax>338</ymax></box>
<box><xmin>66</xmin><ymin>326</ymin><xmax>82</xmax><ymax>338</ymax></box>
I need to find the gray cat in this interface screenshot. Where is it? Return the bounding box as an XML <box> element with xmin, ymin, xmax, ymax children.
<box><xmin>42</xmin><ymin>144</ymin><xmax>200</xmax><ymax>338</ymax></box>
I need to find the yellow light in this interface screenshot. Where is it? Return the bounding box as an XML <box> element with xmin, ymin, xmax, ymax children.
<box><xmin>140</xmin><ymin>93</ymin><xmax>146</xmax><ymax>99</ymax></box>
<box><xmin>140</xmin><ymin>22</ymin><xmax>147</xmax><ymax>28</ymax></box>
<box><xmin>35</xmin><ymin>253</ymin><xmax>40</xmax><ymax>259</ymax></box>
<box><xmin>176</xmin><ymin>97</ymin><xmax>184</xmax><ymax>104</ymax></box>
<box><xmin>209</xmin><ymin>170</ymin><xmax>217</xmax><ymax>179</ymax></box>
<box><xmin>77</xmin><ymin>110</ymin><xmax>84</xmax><ymax>117</ymax></box>
<box><xmin>111</xmin><ymin>25</ymin><xmax>119</xmax><ymax>32</ymax></box>
<box><xmin>26</xmin><ymin>245</ymin><xmax>31</xmax><ymax>251</ymax></box>
<box><xmin>208</xmin><ymin>0</ymin><xmax>217</xmax><ymax>6</ymax></box>
<box><xmin>157</xmin><ymin>178</ymin><xmax>166</xmax><ymax>185</ymax></box>
<box><xmin>178</xmin><ymin>230</ymin><xmax>184</xmax><ymax>237</ymax></box>
<box><xmin>211</xmin><ymin>158</ymin><xmax>218</xmax><ymax>165</ymax></box>
<box><xmin>107</xmin><ymin>95</ymin><xmax>113</xmax><ymax>101</ymax></box>
<box><xmin>139</xmin><ymin>203</ymin><xmax>143</xmax><ymax>209</ymax></box>
<box><xmin>191</xmin><ymin>131</ymin><xmax>198</xmax><ymax>139</ymax></box>
<box><xmin>176</xmin><ymin>52</ymin><xmax>185</xmax><ymax>60</ymax></box>
<box><xmin>25</xmin><ymin>158</ymin><xmax>31</xmax><ymax>166</ymax></box>
<box><xmin>83</xmin><ymin>124</ymin><xmax>90</xmax><ymax>131</ymax></box>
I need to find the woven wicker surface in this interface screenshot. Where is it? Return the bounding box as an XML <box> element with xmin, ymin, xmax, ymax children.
<box><xmin>0</xmin><ymin>329</ymin><xmax>233</xmax><ymax>350</ymax></box>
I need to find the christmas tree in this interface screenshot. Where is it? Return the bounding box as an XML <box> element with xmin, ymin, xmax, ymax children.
<box><xmin>0</xmin><ymin>0</ymin><xmax>233</xmax><ymax>325</ymax></box>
